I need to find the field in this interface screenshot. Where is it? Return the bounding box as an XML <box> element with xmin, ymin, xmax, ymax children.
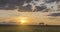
<box><xmin>0</xmin><ymin>25</ymin><xmax>60</xmax><ymax>32</ymax></box>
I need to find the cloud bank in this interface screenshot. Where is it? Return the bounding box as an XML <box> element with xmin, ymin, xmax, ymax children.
<box><xmin>0</xmin><ymin>0</ymin><xmax>60</xmax><ymax>12</ymax></box>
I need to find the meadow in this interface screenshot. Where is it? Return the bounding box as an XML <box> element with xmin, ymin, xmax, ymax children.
<box><xmin>0</xmin><ymin>25</ymin><xmax>60</xmax><ymax>32</ymax></box>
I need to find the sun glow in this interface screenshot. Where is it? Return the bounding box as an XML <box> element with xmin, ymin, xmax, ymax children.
<box><xmin>20</xmin><ymin>19</ymin><xmax>26</xmax><ymax>24</ymax></box>
<box><xmin>18</xmin><ymin>17</ymin><xmax>29</xmax><ymax>25</ymax></box>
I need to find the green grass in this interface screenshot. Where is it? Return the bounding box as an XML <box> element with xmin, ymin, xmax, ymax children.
<box><xmin>0</xmin><ymin>25</ymin><xmax>60</xmax><ymax>32</ymax></box>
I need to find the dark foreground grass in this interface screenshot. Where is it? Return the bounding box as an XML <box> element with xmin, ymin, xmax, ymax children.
<box><xmin>0</xmin><ymin>25</ymin><xmax>60</xmax><ymax>32</ymax></box>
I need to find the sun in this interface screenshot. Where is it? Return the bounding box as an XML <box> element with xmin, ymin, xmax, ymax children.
<box><xmin>18</xmin><ymin>17</ymin><xmax>28</xmax><ymax>24</ymax></box>
<box><xmin>20</xmin><ymin>19</ymin><xmax>26</xmax><ymax>24</ymax></box>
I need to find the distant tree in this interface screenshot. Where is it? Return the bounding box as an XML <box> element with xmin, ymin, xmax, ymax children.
<box><xmin>39</xmin><ymin>22</ymin><xmax>45</xmax><ymax>25</ymax></box>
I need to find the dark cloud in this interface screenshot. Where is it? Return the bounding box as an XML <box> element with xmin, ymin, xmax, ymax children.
<box><xmin>0</xmin><ymin>0</ymin><xmax>60</xmax><ymax>12</ymax></box>
<box><xmin>35</xmin><ymin>6</ymin><xmax>47</xmax><ymax>11</ymax></box>
<box><xmin>45</xmin><ymin>0</ymin><xmax>57</xmax><ymax>3</ymax></box>
<box><xmin>47</xmin><ymin>13</ymin><xmax>60</xmax><ymax>17</ymax></box>
<box><xmin>18</xmin><ymin>5</ymin><xmax>32</xmax><ymax>12</ymax></box>
<box><xmin>57</xmin><ymin>0</ymin><xmax>60</xmax><ymax>1</ymax></box>
<box><xmin>25</xmin><ymin>0</ymin><xmax>32</xmax><ymax>3</ymax></box>
<box><xmin>0</xmin><ymin>0</ymin><xmax>23</xmax><ymax>10</ymax></box>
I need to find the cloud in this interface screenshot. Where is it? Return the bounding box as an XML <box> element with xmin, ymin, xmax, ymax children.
<box><xmin>45</xmin><ymin>0</ymin><xmax>57</xmax><ymax>3</ymax></box>
<box><xmin>22</xmin><ymin>0</ymin><xmax>60</xmax><ymax>12</ymax></box>
<box><xmin>0</xmin><ymin>0</ymin><xmax>60</xmax><ymax>12</ymax></box>
<box><xmin>47</xmin><ymin>13</ymin><xmax>60</xmax><ymax>17</ymax></box>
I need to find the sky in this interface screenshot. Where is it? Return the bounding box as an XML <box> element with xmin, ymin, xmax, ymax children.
<box><xmin>0</xmin><ymin>0</ymin><xmax>60</xmax><ymax>12</ymax></box>
<box><xmin>0</xmin><ymin>10</ymin><xmax>60</xmax><ymax>25</ymax></box>
<box><xmin>0</xmin><ymin>0</ymin><xmax>60</xmax><ymax>25</ymax></box>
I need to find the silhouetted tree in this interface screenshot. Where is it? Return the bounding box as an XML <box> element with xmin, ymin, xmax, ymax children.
<box><xmin>39</xmin><ymin>22</ymin><xmax>44</xmax><ymax>25</ymax></box>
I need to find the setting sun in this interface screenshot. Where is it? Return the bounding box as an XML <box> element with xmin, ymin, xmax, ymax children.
<box><xmin>20</xmin><ymin>19</ymin><xmax>26</xmax><ymax>24</ymax></box>
<box><xmin>17</xmin><ymin>17</ymin><xmax>29</xmax><ymax>25</ymax></box>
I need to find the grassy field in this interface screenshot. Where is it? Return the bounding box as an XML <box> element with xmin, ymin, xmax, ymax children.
<box><xmin>0</xmin><ymin>25</ymin><xmax>60</xmax><ymax>32</ymax></box>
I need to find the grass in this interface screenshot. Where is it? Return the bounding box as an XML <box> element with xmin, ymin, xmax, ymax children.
<box><xmin>0</xmin><ymin>25</ymin><xmax>60</xmax><ymax>32</ymax></box>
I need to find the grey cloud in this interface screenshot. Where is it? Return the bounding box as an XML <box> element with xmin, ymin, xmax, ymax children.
<box><xmin>45</xmin><ymin>0</ymin><xmax>57</xmax><ymax>3</ymax></box>
<box><xmin>35</xmin><ymin>6</ymin><xmax>47</xmax><ymax>11</ymax></box>
<box><xmin>47</xmin><ymin>13</ymin><xmax>60</xmax><ymax>17</ymax></box>
<box><xmin>0</xmin><ymin>0</ymin><xmax>60</xmax><ymax>12</ymax></box>
<box><xmin>25</xmin><ymin>0</ymin><xmax>32</xmax><ymax>3</ymax></box>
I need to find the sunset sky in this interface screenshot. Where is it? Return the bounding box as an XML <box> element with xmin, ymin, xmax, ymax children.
<box><xmin>0</xmin><ymin>0</ymin><xmax>60</xmax><ymax>25</ymax></box>
<box><xmin>0</xmin><ymin>10</ymin><xmax>60</xmax><ymax>25</ymax></box>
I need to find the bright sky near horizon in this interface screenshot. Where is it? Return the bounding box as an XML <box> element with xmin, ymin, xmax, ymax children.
<box><xmin>0</xmin><ymin>10</ymin><xmax>60</xmax><ymax>25</ymax></box>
